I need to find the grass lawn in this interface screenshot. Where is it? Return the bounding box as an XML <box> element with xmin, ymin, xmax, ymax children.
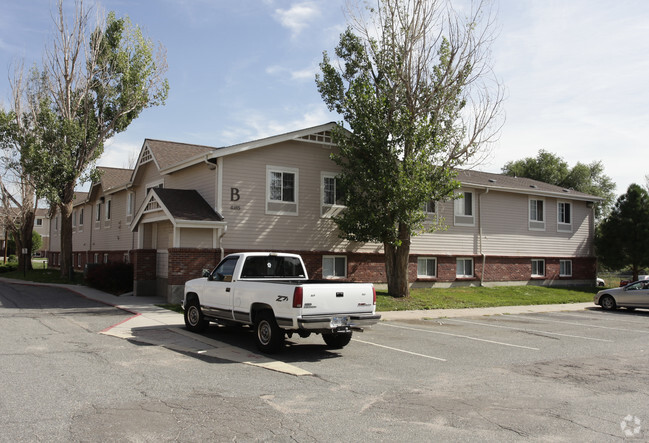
<box><xmin>376</xmin><ymin>285</ymin><xmax>600</xmax><ymax>311</ymax></box>
<box><xmin>1</xmin><ymin>268</ymin><xmax>85</xmax><ymax>285</ymax></box>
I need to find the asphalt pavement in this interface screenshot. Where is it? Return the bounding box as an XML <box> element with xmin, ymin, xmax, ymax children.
<box><xmin>0</xmin><ymin>276</ymin><xmax>593</xmax><ymax>375</ymax></box>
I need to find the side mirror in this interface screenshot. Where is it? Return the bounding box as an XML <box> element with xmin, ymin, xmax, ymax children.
<box><xmin>202</xmin><ymin>268</ymin><xmax>211</xmax><ymax>278</ymax></box>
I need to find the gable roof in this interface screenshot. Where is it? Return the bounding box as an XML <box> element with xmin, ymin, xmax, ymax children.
<box><xmin>160</xmin><ymin>122</ymin><xmax>338</xmax><ymax>175</ymax></box>
<box><xmin>130</xmin><ymin>188</ymin><xmax>224</xmax><ymax>232</ymax></box>
<box><xmin>97</xmin><ymin>167</ymin><xmax>133</xmax><ymax>193</ymax></box>
<box><xmin>456</xmin><ymin>169</ymin><xmax>603</xmax><ymax>202</ymax></box>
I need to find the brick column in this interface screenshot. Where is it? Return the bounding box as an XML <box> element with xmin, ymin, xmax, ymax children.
<box><xmin>133</xmin><ymin>249</ymin><xmax>157</xmax><ymax>297</ymax></box>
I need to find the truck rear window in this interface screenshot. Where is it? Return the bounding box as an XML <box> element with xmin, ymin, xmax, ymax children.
<box><xmin>241</xmin><ymin>256</ymin><xmax>306</xmax><ymax>279</ymax></box>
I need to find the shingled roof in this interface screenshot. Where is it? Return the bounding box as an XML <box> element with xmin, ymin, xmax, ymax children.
<box><xmin>456</xmin><ymin>169</ymin><xmax>602</xmax><ymax>201</ymax></box>
<box><xmin>143</xmin><ymin>139</ymin><xmax>217</xmax><ymax>170</ymax></box>
<box><xmin>151</xmin><ymin>188</ymin><xmax>224</xmax><ymax>222</ymax></box>
<box><xmin>97</xmin><ymin>167</ymin><xmax>133</xmax><ymax>192</ymax></box>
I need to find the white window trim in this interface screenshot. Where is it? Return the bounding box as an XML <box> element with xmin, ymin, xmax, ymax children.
<box><xmin>454</xmin><ymin>191</ymin><xmax>475</xmax><ymax>226</ymax></box>
<box><xmin>417</xmin><ymin>257</ymin><xmax>437</xmax><ymax>278</ymax></box>
<box><xmin>529</xmin><ymin>197</ymin><xmax>546</xmax><ymax>231</ymax></box>
<box><xmin>456</xmin><ymin>257</ymin><xmax>474</xmax><ymax>278</ymax></box>
<box><xmin>322</xmin><ymin>255</ymin><xmax>347</xmax><ymax>278</ymax></box>
<box><xmin>266</xmin><ymin>165</ymin><xmax>299</xmax><ymax>216</ymax></box>
<box><xmin>424</xmin><ymin>200</ymin><xmax>437</xmax><ymax>216</ymax></box>
<box><xmin>557</xmin><ymin>201</ymin><xmax>573</xmax><ymax>232</ymax></box>
<box><xmin>531</xmin><ymin>259</ymin><xmax>545</xmax><ymax>277</ymax></box>
<box><xmin>126</xmin><ymin>191</ymin><xmax>134</xmax><ymax>222</ymax></box>
<box><xmin>560</xmin><ymin>259</ymin><xmax>573</xmax><ymax>277</ymax></box>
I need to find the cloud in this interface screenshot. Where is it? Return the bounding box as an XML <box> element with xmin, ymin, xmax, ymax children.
<box><xmin>265</xmin><ymin>63</ymin><xmax>317</xmax><ymax>81</ymax></box>
<box><xmin>273</xmin><ymin>2</ymin><xmax>320</xmax><ymax>37</ymax></box>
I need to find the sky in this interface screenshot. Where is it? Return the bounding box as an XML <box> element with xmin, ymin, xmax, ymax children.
<box><xmin>0</xmin><ymin>0</ymin><xmax>648</xmax><ymax>196</ymax></box>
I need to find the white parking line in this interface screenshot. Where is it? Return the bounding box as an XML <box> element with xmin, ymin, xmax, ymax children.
<box><xmin>446</xmin><ymin>318</ymin><xmax>614</xmax><ymax>342</ymax></box>
<box><xmin>507</xmin><ymin>314</ymin><xmax>649</xmax><ymax>334</ymax></box>
<box><xmin>381</xmin><ymin>323</ymin><xmax>540</xmax><ymax>350</ymax></box>
<box><xmin>352</xmin><ymin>338</ymin><xmax>447</xmax><ymax>361</ymax></box>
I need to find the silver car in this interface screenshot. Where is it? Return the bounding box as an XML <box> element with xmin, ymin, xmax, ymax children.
<box><xmin>594</xmin><ymin>280</ymin><xmax>649</xmax><ymax>310</ymax></box>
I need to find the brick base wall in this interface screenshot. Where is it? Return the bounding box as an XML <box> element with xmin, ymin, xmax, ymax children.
<box><xmin>168</xmin><ymin>248</ymin><xmax>221</xmax><ymax>286</ymax></box>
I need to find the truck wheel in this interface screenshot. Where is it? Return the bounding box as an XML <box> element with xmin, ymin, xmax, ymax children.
<box><xmin>184</xmin><ymin>299</ymin><xmax>208</xmax><ymax>332</ymax></box>
<box><xmin>254</xmin><ymin>311</ymin><xmax>284</xmax><ymax>353</ymax></box>
<box><xmin>323</xmin><ymin>331</ymin><xmax>353</xmax><ymax>349</ymax></box>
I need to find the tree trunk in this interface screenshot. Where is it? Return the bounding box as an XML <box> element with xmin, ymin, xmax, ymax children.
<box><xmin>59</xmin><ymin>199</ymin><xmax>75</xmax><ymax>281</ymax></box>
<box><xmin>18</xmin><ymin>210</ymin><xmax>36</xmax><ymax>271</ymax></box>
<box><xmin>384</xmin><ymin>223</ymin><xmax>412</xmax><ymax>298</ymax></box>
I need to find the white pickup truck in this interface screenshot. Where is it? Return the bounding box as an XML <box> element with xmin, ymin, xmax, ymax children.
<box><xmin>182</xmin><ymin>252</ymin><xmax>380</xmax><ymax>353</ymax></box>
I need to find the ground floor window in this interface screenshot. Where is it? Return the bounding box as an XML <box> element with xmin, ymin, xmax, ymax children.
<box><xmin>456</xmin><ymin>258</ymin><xmax>473</xmax><ymax>278</ymax></box>
<box><xmin>560</xmin><ymin>260</ymin><xmax>572</xmax><ymax>277</ymax></box>
<box><xmin>417</xmin><ymin>257</ymin><xmax>437</xmax><ymax>278</ymax></box>
<box><xmin>532</xmin><ymin>259</ymin><xmax>545</xmax><ymax>277</ymax></box>
<box><xmin>323</xmin><ymin>255</ymin><xmax>347</xmax><ymax>278</ymax></box>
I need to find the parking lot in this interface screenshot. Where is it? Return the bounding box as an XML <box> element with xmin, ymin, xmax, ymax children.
<box><xmin>2</xmin><ymin>280</ymin><xmax>648</xmax><ymax>441</ymax></box>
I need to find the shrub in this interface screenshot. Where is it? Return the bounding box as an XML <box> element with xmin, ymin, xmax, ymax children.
<box><xmin>0</xmin><ymin>263</ymin><xmax>18</xmax><ymax>273</ymax></box>
<box><xmin>85</xmin><ymin>262</ymin><xmax>134</xmax><ymax>295</ymax></box>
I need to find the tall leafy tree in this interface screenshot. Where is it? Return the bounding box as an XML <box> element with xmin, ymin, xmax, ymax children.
<box><xmin>595</xmin><ymin>184</ymin><xmax>649</xmax><ymax>280</ymax></box>
<box><xmin>316</xmin><ymin>0</ymin><xmax>503</xmax><ymax>297</ymax></box>
<box><xmin>0</xmin><ymin>65</ymin><xmax>48</xmax><ymax>271</ymax></box>
<box><xmin>502</xmin><ymin>150</ymin><xmax>615</xmax><ymax>219</ymax></box>
<box><xmin>28</xmin><ymin>1</ymin><xmax>169</xmax><ymax>279</ymax></box>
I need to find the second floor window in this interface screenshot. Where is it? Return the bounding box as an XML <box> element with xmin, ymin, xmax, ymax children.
<box><xmin>323</xmin><ymin>176</ymin><xmax>344</xmax><ymax>206</ymax></box>
<box><xmin>270</xmin><ymin>171</ymin><xmax>295</xmax><ymax>202</ymax></box>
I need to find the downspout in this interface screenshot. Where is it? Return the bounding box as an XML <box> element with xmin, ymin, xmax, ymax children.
<box><xmin>219</xmin><ymin>225</ymin><xmax>228</xmax><ymax>261</ymax></box>
<box><xmin>479</xmin><ymin>189</ymin><xmax>489</xmax><ymax>286</ymax></box>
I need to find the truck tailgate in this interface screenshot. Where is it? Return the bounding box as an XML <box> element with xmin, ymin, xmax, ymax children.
<box><xmin>298</xmin><ymin>283</ymin><xmax>375</xmax><ymax>315</ymax></box>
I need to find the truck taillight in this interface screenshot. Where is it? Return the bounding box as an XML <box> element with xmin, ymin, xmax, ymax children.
<box><xmin>373</xmin><ymin>287</ymin><xmax>376</xmax><ymax>305</ymax></box>
<box><xmin>293</xmin><ymin>287</ymin><xmax>303</xmax><ymax>308</ymax></box>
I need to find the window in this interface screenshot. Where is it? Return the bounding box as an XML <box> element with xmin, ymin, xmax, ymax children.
<box><xmin>103</xmin><ymin>253</ymin><xmax>109</xmax><ymax>264</ymax></box>
<box><xmin>126</xmin><ymin>192</ymin><xmax>134</xmax><ymax>218</ymax></box>
<box><xmin>532</xmin><ymin>259</ymin><xmax>545</xmax><ymax>277</ymax></box>
<box><xmin>79</xmin><ymin>208</ymin><xmax>84</xmax><ymax>226</ymax></box>
<box><xmin>35</xmin><ymin>218</ymin><xmax>43</xmax><ymax>227</ymax></box>
<box><xmin>55</xmin><ymin>216</ymin><xmax>59</xmax><ymax>231</ymax></box>
<box><xmin>77</xmin><ymin>253</ymin><xmax>82</xmax><ymax>268</ymax></box>
<box><xmin>456</xmin><ymin>258</ymin><xmax>473</xmax><ymax>278</ymax></box>
<box><xmin>417</xmin><ymin>257</ymin><xmax>437</xmax><ymax>278</ymax></box>
<box><xmin>211</xmin><ymin>256</ymin><xmax>240</xmax><ymax>282</ymax></box>
<box><xmin>557</xmin><ymin>202</ymin><xmax>572</xmax><ymax>232</ymax></box>
<box><xmin>454</xmin><ymin>191</ymin><xmax>474</xmax><ymax>226</ymax></box>
<box><xmin>94</xmin><ymin>253</ymin><xmax>99</xmax><ymax>264</ymax></box>
<box><xmin>424</xmin><ymin>200</ymin><xmax>436</xmax><ymax>214</ymax></box>
<box><xmin>266</xmin><ymin>166</ymin><xmax>299</xmax><ymax>215</ymax></box>
<box><xmin>270</xmin><ymin>171</ymin><xmax>295</xmax><ymax>202</ymax></box>
<box><xmin>105</xmin><ymin>199</ymin><xmax>111</xmax><ymax>221</ymax></box>
<box><xmin>323</xmin><ymin>175</ymin><xmax>344</xmax><ymax>206</ymax></box>
<box><xmin>72</xmin><ymin>211</ymin><xmax>76</xmax><ymax>227</ymax></box>
<box><xmin>323</xmin><ymin>256</ymin><xmax>347</xmax><ymax>278</ymax></box>
<box><xmin>529</xmin><ymin>198</ymin><xmax>545</xmax><ymax>230</ymax></box>
<box><xmin>560</xmin><ymin>260</ymin><xmax>572</xmax><ymax>277</ymax></box>
<box><xmin>95</xmin><ymin>203</ymin><xmax>101</xmax><ymax>222</ymax></box>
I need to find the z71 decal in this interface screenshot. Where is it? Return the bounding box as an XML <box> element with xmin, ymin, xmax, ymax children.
<box><xmin>276</xmin><ymin>295</ymin><xmax>289</xmax><ymax>302</ymax></box>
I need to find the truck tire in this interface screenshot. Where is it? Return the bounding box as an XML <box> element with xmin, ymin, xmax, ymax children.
<box><xmin>323</xmin><ymin>331</ymin><xmax>353</xmax><ymax>349</ymax></box>
<box><xmin>254</xmin><ymin>311</ymin><xmax>284</xmax><ymax>353</ymax></box>
<box><xmin>184</xmin><ymin>299</ymin><xmax>209</xmax><ymax>333</ymax></box>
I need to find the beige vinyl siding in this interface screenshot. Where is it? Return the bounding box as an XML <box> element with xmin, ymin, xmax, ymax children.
<box><xmin>220</xmin><ymin>140</ymin><xmax>375</xmax><ymax>253</ymax></box>
<box><xmin>179</xmin><ymin>228</ymin><xmax>213</xmax><ymax>248</ymax></box>
<box><xmin>166</xmin><ymin>163</ymin><xmax>216</xmax><ymax>208</ymax></box>
<box><xmin>411</xmin><ymin>190</ymin><xmax>594</xmax><ymax>257</ymax></box>
<box><xmin>88</xmin><ymin>190</ymin><xmax>134</xmax><ymax>252</ymax></box>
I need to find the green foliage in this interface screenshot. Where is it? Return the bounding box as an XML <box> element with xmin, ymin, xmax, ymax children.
<box><xmin>595</xmin><ymin>184</ymin><xmax>649</xmax><ymax>279</ymax></box>
<box><xmin>502</xmin><ymin>150</ymin><xmax>615</xmax><ymax>218</ymax></box>
<box><xmin>315</xmin><ymin>0</ymin><xmax>502</xmax><ymax>296</ymax></box>
<box><xmin>376</xmin><ymin>285</ymin><xmax>598</xmax><ymax>311</ymax></box>
<box><xmin>32</xmin><ymin>231</ymin><xmax>42</xmax><ymax>252</ymax></box>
